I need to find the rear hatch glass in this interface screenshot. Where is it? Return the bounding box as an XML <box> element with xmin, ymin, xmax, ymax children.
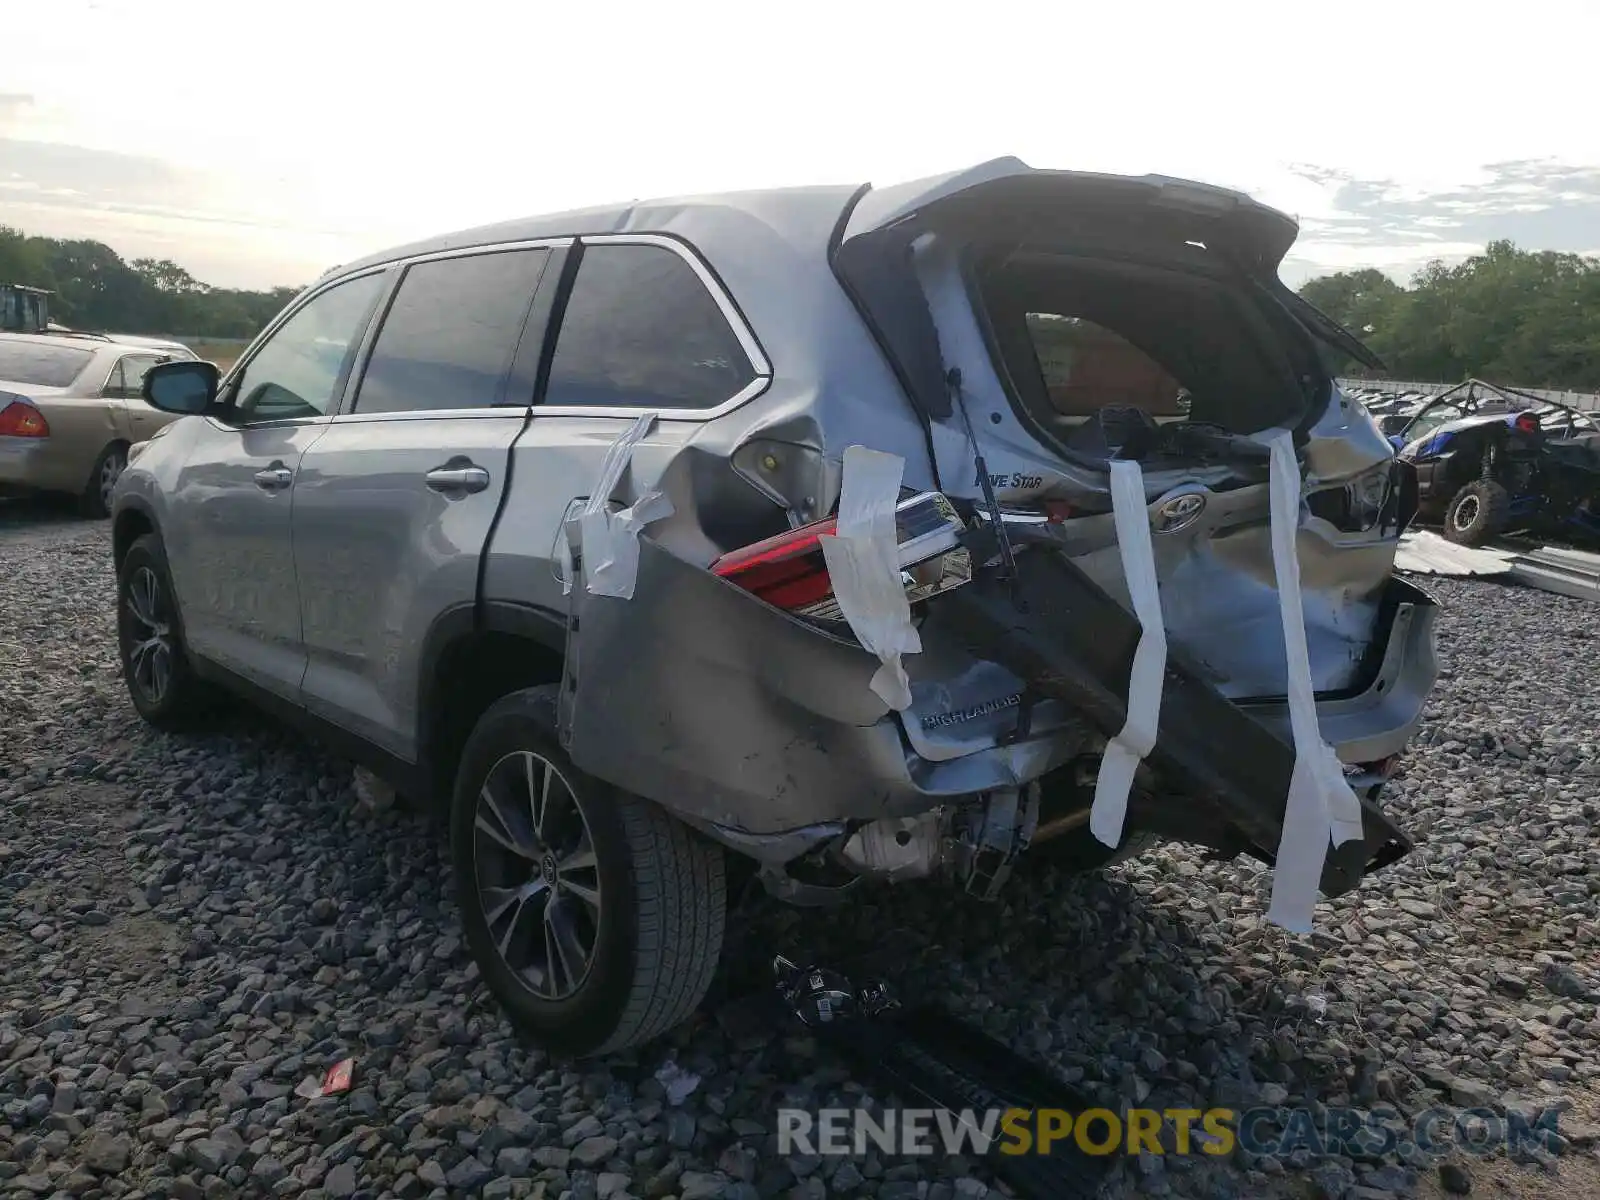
<box><xmin>0</xmin><ymin>341</ymin><xmax>94</xmax><ymax>388</ymax></box>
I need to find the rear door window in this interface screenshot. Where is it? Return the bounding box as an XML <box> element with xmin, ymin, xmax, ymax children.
<box><xmin>352</xmin><ymin>248</ymin><xmax>550</xmax><ymax>415</ymax></box>
<box><xmin>543</xmin><ymin>242</ymin><xmax>757</xmax><ymax>410</ymax></box>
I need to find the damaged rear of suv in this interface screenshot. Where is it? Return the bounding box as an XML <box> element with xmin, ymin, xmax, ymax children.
<box><xmin>118</xmin><ymin>157</ymin><xmax>1437</xmax><ymax>1057</ymax></box>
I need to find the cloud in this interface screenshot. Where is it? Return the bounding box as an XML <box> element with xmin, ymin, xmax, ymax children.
<box><xmin>0</xmin><ymin>93</ymin><xmax>36</xmax><ymax>133</ymax></box>
<box><xmin>1276</xmin><ymin>160</ymin><xmax>1600</xmax><ymax>285</ymax></box>
<box><xmin>0</xmin><ymin>138</ymin><xmax>381</xmax><ymax>288</ymax></box>
<box><xmin>5</xmin><ymin>128</ymin><xmax>1600</xmax><ymax>296</ymax></box>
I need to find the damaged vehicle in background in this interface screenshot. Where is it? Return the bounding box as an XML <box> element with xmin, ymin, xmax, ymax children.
<box><xmin>1380</xmin><ymin>379</ymin><xmax>1600</xmax><ymax>546</ymax></box>
<box><xmin>112</xmin><ymin>158</ymin><xmax>1439</xmax><ymax>1056</ymax></box>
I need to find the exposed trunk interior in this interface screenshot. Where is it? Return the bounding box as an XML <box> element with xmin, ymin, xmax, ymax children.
<box><xmin>970</xmin><ymin>248</ymin><xmax>1323</xmax><ymax>466</ymax></box>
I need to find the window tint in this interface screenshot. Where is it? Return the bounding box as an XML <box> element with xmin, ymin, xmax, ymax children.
<box><xmin>544</xmin><ymin>243</ymin><xmax>756</xmax><ymax>410</ymax></box>
<box><xmin>353</xmin><ymin>249</ymin><xmax>549</xmax><ymax>415</ymax></box>
<box><xmin>231</xmin><ymin>273</ymin><xmax>387</xmax><ymax>422</ymax></box>
<box><xmin>0</xmin><ymin>341</ymin><xmax>94</xmax><ymax>388</ymax></box>
<box><xmin>1025</xmin><ymin>313</ymin><xmax>1187</xmax><ymax>419</ymax></box>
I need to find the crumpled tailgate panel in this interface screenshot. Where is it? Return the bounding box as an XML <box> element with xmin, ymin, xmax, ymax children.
<box><xmin>938</xmin><ymin>535</ymin><xmax>1411</xmax><ymax>897</ymax></box>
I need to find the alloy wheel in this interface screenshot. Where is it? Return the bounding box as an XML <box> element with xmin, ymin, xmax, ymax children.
<box><xmin>472</xmin><ymin>750</ymin><xmax>603</xmax><ymax>1001</ymax></box>
<box><xmin>1453</xmin><ymin>494</ymin><xmax>1481</xmax><ymax>531</ymax></box>
<box><xmin>99</xmin><ymin>449</ymin><xmax>125</xmax><ymax>513</ymax></box>
<box><xmin>124</xmin><ymin>566</ymin><xmax>174</xmax><ymax>704</ymax></box>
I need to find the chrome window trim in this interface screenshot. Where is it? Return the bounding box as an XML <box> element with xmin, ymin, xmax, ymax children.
<box><xmin>327</xmin><ymin>407</ymin><xmax>533</xmax><ymax>426</ymax></box>
<box><xmin>313</xmin><ymin>232</ymin><xmax>773</xmax><ymax>425</ymax></box>
<box><xmin>96</xmin><ymin>355</ymin><xmax>126</xmax><ymax>399</ymax></box>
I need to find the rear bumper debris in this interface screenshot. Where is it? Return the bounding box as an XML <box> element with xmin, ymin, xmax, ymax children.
<box><xmin>937</xmin><ymin>536</ymin><xmax>1436</xmax><ymax>898</ymax></box>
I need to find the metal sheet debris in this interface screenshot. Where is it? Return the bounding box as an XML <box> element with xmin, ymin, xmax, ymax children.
<box><xmin>1394</xmin><ymin>530</ymin><xmax>1515</xmax><ymax>577</ymax></box>
<box><xmin>1090</xmin><ymin>460</ymin><xmax>1167</xmax><ymax>849</ymax></box>
<box><xmin>770</xmin><ymin>955</ymin><xmax>1112</xmax><ymax>1198</ymax></box>
<box><xmin>1395</xmin><ymin>532</ymin><xmax>1600</xmax><ymax>601</ymax></box>
<box><xmin>1507</xmin><ymin>545</ymin><xmax>1600</xmax><ymax>602</ymax></box>
<box><xmin>817</xmin><ymin>445</ymin><xmax>921</xmax><ymax>709</ymax></box>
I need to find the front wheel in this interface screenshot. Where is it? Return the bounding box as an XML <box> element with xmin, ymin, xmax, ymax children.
<box><xmin>1442</xmin><ymin>479</ymin><xmax>1512</xmax><ymax>546</ymax></box>
<box><xmin>451</xmin><ymin>686</ymin><xmax>726</xmax><ymax>1057</ymax></box>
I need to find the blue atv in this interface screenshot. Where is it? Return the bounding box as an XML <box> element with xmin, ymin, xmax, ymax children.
<box><xmin>1377</xmin><ymin>380</ymin><xmax>1600</xmax><ymax>546</ymax></box>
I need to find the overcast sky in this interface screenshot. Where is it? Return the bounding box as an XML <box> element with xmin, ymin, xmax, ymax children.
<box><xmin>5</xmin><ymin>0</ymin><xmax>1600</xmax><ymax>292</ymax></box>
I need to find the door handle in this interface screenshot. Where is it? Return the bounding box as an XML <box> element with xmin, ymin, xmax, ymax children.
<box><xmin>425</xmin><ymin>464</ymin><xmax>491</xmax><ymax>494</ymax></box>
<box><xmin>254</xmin><ymin>465</ymin><xmax>293</xmax><ymax>491</ymax></box>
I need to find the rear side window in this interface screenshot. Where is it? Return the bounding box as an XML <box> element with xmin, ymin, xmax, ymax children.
<box><xmin>544</xmin><ymin>242</ymin><xmax>757</xmax><ymax>410</ymax></box>
<box><xmin>106</xmin><ymin>355</ymin><xmax>164</xmax><ymax>399</ymax></box>
<box><xmin>353</xmin><ymin>249</ymin><xmax>549</xmax><ymax>415</ymax></box>
<box><xmin>0</xmin><ymin>341</ymin><xmax>94</xmax><ymax>388</ymax></box>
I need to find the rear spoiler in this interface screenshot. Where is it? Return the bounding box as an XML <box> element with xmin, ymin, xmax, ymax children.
<box><xmin>830</xmin><ymin>160</ymin><xmax>1382</xmax><ymax>429</ymax></box>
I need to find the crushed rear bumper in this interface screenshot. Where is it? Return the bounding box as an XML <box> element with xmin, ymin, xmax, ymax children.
<box><xmin>937</xmin><ymin>540</ymin><xmax>1437</xmax><ymax>896</ymax></box>
<box><xmin>561</xmin><ymin>536</ymin><xmax>1437</xmax><ymax>894</ymax></box>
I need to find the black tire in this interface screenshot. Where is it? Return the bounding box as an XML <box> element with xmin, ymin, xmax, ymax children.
<box><xmin>80</xmin><ymin>442</ymin><xmax>128</xmax><ymax>519</ymax></box>
<box><xmin>116</xmin><ymin>533</ymin><xmax>214</xmax><ymax>730</ymax></box>
<box><xmin>451</xmin><ymin>686</ymin><xmax>726</xmax><ymax>1057</ymax></box>
<box><xmin>1442</xmin><ymin>479</ymin><xmax>1511</xmax><ymax>546</ymax></box>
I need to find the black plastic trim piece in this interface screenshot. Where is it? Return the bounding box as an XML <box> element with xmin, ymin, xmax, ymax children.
<box><xmin>188</xmin><ymin>656</ymin><xmax>428</xmax><ymax>800</ymax></box>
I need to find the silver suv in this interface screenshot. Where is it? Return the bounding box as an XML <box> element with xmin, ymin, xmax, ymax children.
<box><xmin>113</xmin><ymin>158</ymin><xmax>1438</xmax><ymax>1056</ymax></box>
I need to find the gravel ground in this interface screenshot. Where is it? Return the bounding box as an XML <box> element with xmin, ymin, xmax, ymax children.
<box><xmin>2</xmin><ymin>505</ymin><xmax>1598</xmax><ymax>1200</ymax></box>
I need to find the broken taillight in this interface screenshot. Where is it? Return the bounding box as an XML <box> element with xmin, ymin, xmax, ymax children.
<box><xmin>711</xmin><ymin>492</ymin><xmax>971</xmax><ymax>620</ymax></box>
<box><xmin>0</xmin><ymin>400</ymin><xmax>49</xmax><ymax>438</ymax></box>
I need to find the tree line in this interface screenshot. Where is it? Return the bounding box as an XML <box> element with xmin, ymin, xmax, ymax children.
<box><xmin>1</xmin><ymin>226</ymin><xmax>301</xmax><ymax>340</ymax></box>
<box><xmin>1298</xmin><ymin>240</ymin><xmax>1600</xmax><ymax>391</ymax></box>
<box><xmin>7</xmin><ymin>224</ymin><xmax>1600</xmax><ymax>389</ymax></box>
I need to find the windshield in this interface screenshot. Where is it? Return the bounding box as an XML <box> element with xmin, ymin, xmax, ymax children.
<box><xmin>0</xmin><ymin>341</ymin><xmax>95</xmax><ymax>388</ymax></box>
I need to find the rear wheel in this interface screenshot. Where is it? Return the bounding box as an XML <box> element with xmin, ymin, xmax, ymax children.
<box><xmin>80</xmin><ymin>442</ymin><xmax>127</xmax><ymax>519</ymax></box>
<box><xmin>116</xmin><ymin>533</ymin><xmax>214</xmax><ymax>729</ymax></box>
<box><xmin>1442</xmin><ymin>479</ymin><xmax>1511</xmax><ymax>546</ymax></box>
<box><xmin>451</xmin><ymin>686</ymin><xmax>726</xmax><ymax>1056</ymax></box>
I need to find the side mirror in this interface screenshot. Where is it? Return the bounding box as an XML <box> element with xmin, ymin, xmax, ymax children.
<box><xmin>142</xmin><ymin>359</ymin><xmax>220</xmax><ymax>414</ymax></box>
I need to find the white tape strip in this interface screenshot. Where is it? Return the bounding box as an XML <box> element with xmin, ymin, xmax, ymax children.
<box><xmin>579</xmin><ymin>413</ymin><xmax>675</xmax><ymax>601</ymax></box>
<box><xmin>817</xmin><ymin>445</ymin><xmax>921</xmax><ymax>710</ymax></box>
<box><xmin>1091</xmin><ymin>459</ymin><xmax>1169</xmax><ymax>848</ymax></box>
<box><xmin>1259</xmin><ymin>429</ymin><xmax>1366</xmax><ymax>933</ymax></box>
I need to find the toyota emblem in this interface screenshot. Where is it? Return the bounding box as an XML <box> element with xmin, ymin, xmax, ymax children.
<box><xmin>1153</xmin><ymin>491</ymin><xmax>1207</xmax><ymax>533</ymax></box>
